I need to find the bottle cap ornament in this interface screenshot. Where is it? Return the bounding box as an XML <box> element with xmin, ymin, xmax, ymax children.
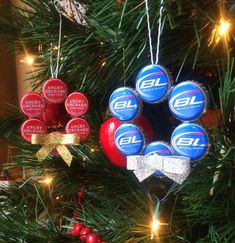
<box><xmin>42</xmin><ymin>78</ymin><xmax>68</xmax><ymax>103</ymax></box>
<box><xmin>66</xmin><ymin>118</ymin><xmax>90</xmax><ymax>141</ymax></box>
<box><xmin>136</xmin><ymin>65</ymin><xmax>171</xmax><ymax>103</ymax></box>
<box><xmin>171</xmin><ymin>123</ymin><xmax>208</xmax><ymax>160</ymax></box>
<box><xmin>65</xmin><ymin>92</ymin><xmax>89</xmax><ymax>117</ymax></box>
<box><xmin>143</xmin><ymin>141</ymin><xmax>173</xmax><ymax>176</ymax></box>
<box><xmin>20</xmin><ymin>118</ymin><xmax>47</xmax><ymax>142</ymax></box>
<box><xmin>114</xmin><ymin>124</ymin><xmax>145</xmax><ymax>156</ymax></box>
<box><xmin>20</xmin><ymin>92</ymin><xmax>45</xmax><ymax>117</ymax></box>
<box><xmin>168</xmin><ymin>81</ymin><xmax>207</xmax><ymax>121</ymax></box>
<box><xmin>109</xmin><ymin>87</ymin><xmax>142</xmax><ymax>122</ymax></box>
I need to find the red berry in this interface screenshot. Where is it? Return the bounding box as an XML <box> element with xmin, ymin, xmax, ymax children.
<box><xmin>77</xmin><ymin>191</ymin><xmax>85</xmax><ymax>205</ymax></box>
<box><xmin>80</xmin><ymin>227</ymin><xmax>92</xmax><ymax>241</ymax></box>
<box><xmin>86</xmin><ymin>233</ymin><xmax>101</xmax><ymax>243</ymax></box>
<box><xmin>70</xmin><ymin>223</ymin><xmax>84</xmax><ymax>237</ymax></box>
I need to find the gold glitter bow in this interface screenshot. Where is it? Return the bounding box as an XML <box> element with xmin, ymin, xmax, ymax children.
<box><xmin>31</xmin><ymin>134</ymin><xmax>80</xmax><ymax>166</ymax></box>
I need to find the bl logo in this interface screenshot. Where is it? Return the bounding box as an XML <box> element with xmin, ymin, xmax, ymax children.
<box><xmin>113</xmin><ymin>100</ymin><xmax>137</xmax><ymax>110</ymax></box>
<box><xmin>119</xmin><ymin>135</ymin><xmax>142</xmax><ymax>145</ymax></box>
<box><xmin>175</xmin><ymin>137</ymin><xmax>201</xmax><ymax>146</ymax></box>
<box><xmin>138</xmin><ymin>78</ymin><xmax>166</xmax><ymax>89</ymax></box>
<box><xmin>173</xmin><ymin>95</ymin><xmax>203</xmax><ymax>108</ymax></box>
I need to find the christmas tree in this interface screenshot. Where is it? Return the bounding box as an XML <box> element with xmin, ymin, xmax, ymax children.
<box><xmin>0</xmin><ymin>0</ymin><xmax>234</xmax><ymax>242</ymax></box>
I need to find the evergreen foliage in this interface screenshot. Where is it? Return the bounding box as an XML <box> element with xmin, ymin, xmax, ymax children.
<box><xmin>0</xmin><ymin>0</ymin><xmax>234</xmax><ymax>242</ymax></box>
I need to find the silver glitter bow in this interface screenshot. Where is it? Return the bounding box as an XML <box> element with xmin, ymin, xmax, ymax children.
<box><xmin>127</xmin><ymin>155</ymin><xmax>190</xmax><ymax>184</ymax></box>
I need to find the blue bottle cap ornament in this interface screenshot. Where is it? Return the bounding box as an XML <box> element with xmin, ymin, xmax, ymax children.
<box><xmin>168</xmin><ymin>81</ymin><xmax>207</xmax><ymax>122</ymax></box>
<box><xmin>171</xmin><ymin>123</ymin><xmax>208</xmax><ymax>160</ymax></box>
<box><xmin>136</xmin><ymin>65</ymin><xmax>171</xmax><ymax>103</ymax></box>
<box><xmin>114</xmin><ymin>124</ymin><xmax>145</xmax><ymax>156</ymax></box>
<box><xmin>143</xmin><ymin>141</ymin><xmax>173</xmax><ymax>177</ymax></box>
<box><xmin>109</xmin><ymin>87</ymin><xmax>142</xmax><ymax>122</ymax></box>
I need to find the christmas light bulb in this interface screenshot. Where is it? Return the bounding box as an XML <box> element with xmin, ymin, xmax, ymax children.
<box><xmin>151</xmin><ymin>218</ymin><xmax>160</xmax><ymax>232</ymax></box>
<box><xmin>42</xmin><ymin>177</ymin><xmax>53</xmax><ymax>185</ymax></box>
<box><xmin>209</xmin><ymin>17</ymin><xmax>231</xmax><ymax>46</ymax></box>
<box><xmin>25</xmin><ymin>55</ymin><xmax>34</xmax><ymax>65</ymax></box>
<box><xmin>218</xmin><ymin>18</ymin><xmax>230</xmax><ymax>37</ymax></box>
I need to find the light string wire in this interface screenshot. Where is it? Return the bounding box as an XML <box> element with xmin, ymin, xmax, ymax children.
<box><xmin>152</xmin><ymin>182</ymin><xmax>177</xmax><ymax>219</ymax></box>
<box><xmin>144</xmin><ymin>0</ymin><xmax>164</xmax><ymax>64</ymax></box>
<box><xmin>55</xmin><ymin>13</ymin><xmax>62</xmax><ymax>78</ymax></box>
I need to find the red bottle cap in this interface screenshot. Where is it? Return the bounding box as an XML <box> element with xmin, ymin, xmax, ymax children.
<box><xmin>42</xmin><ymin>78</ymin><xmax>67</xmax><ymax>103</ymax></box>
<box><xmin>20</xmin><ymin>118</ymin><xmax>47</xmax><ymax>142</ymax></box>
<box><xmin>20</xmin><ymin>92</ymin><xmax>45</xmax><ymax>117</ymax></box>
<box><xmin>65</xmin><ymin>92</ymin><xmax>89</xmax><ymax>117</ymax></box>
<box><xmin>65</xmin><ymin>118</ymin><xmax>90</xmax><ymax>141</ymax></box>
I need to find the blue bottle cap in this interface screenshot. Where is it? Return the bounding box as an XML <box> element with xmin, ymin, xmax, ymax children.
<box><xmin>143</xmin><ymin>141</ymin><xmax>173</xmax><ymax>177</ymax></box>
<box><xmin>114</xmin><ymin>124</ymin><xmax>145</xmax><ymax>156</ymax></box>
<box><xmin>168</xmin><ymin>81</ymin><xmax>207</xmax><ymax>122</ymax></box>
<box><xmin>109</xmin><ymin>87</ymin><xmax>142</xmax><ymax>122</ymax></box>
<box><xmin>171</xmin><ymin>123</ymin><xmax>208</xmax><ymax>160</ymax></box>
<box><xmin>136</xmin><ymin>65</ymin><xmax>171</xmax><ymax>103</ymax></box>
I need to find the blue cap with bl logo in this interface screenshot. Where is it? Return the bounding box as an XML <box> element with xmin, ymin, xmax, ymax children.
<box><xmin>143</xmin><ymin>141</ymin><xmax>173</xmax><ymax>177</ymax></box>
<box><xmin>171</xmin><ymin>123</ymin><xmax>208</xmax><ymax>160</ymax></box>
<box><xmin>109</xmin><ymin>87</ymin><xmax>141</xmax><ymax>122</ymax></box>
<box><xmin>136</xmin><ymin>65</ymin><xmax>171</xmax><ymax>103</ymax></box>
<box><xmin>168</xmin><ymin>81</ymin><xmax>207</xmax><ymax>122</ymax></box>
<box><xmin>114</xmin><ymin>124</ymin><xmax>145</xmax><ymax>156</ymax></box>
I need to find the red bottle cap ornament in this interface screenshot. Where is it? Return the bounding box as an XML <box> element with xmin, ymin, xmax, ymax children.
<box><xmin>20</xmin><ymin>118</ymin><xmax>47</xmax><ymax>142</ymax></box>
<box><xmin>65</xmin><ymin>92</ymin><xmax>89</xmax><ymax>117</ymax></box>
<box><xmin>42</xmin><ymin>78</ymin><xmax>68</xmax><ymax>103</ymax></box>
<box><xmin>20</xmin><ymin>92</ymin><xmax>45</xmax><ymax>117</ymax></box>
<box><xmin>66</xmin><ymin>118</ymin><xmax>90</xmax><ymax>141</ymax></box>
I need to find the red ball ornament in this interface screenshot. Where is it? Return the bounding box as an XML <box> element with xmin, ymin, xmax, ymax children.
<box><xmin>99</xmin><ymin>117</ymin><xmax>126</xmax><ymax>167</ymax></box>
<box><xmin>79</xmin><ymin>227</ymin><xmax>92</xmax><ymax>241</ymax></box>
<box><xmin>86</xmin><ymin>233</ymin><xmax>101</xmax><ymax>243</ymax></box>
<box><xmin>70</xmin><ymin>223</ymin><xmax>85</xmax><ymax>237</ymax></box>
<box><xmin>99</xmin><ymin>116</ymin><xmax>153</xmax><ymax>167</ymax></box>
<box><xmin>40</xmin><ymin>103</ymin><xmax>68</xmax><ymax>128</ymax></box>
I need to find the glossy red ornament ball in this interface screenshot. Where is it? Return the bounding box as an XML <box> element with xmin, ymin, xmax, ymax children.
<box><xmin>70</xmin><ymin>223</ymin><xmax>85</xmax><ymax>237</ymax></box>
<box><xmin>86</xmin><ymin>233</ymin><xmax>101</xmax><ymax>243</ymax></box>
<box><xmin>99</xmin><ymin>117</ymin><xmax>126</xmax><ymax>167</ymax></box>
<box><xmin>99</xmin><ymin>116</ymin><xmax>153</xmax><ymax>167</ymax></box>
<box><xmin>79</xmin><ymin>227</ymin><xmax>92</xmax><ymax>241</ymax></box>
<box><xmin>40</xmin><ymin>103</ymin><xmax>68</xmax><ymax>128</ymax></box>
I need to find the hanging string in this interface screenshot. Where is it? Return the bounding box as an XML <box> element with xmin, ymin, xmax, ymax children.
<box><xmin>49</xmin><ymin>55</ymin><xmax>54</xmax><ymax>77</ymax></box>
<box><xmin>155</xmin><ymin>0</ymin><xmax>164</xmax><ymax>64</ymax></box>
<box><xmin>55</xmin><ymin>13</ymin><xmax>62</xmax><ymax>78</ymax></box>
<box><xmin>145</xmin><ymin>0</ymin><xmax>154</xmax><ymax>64</ymax></box>
<box><xmin>144</xmin><ymin>0</ymin><xmax>165</xmax><ymax>65</ymax></box>
<box><xmin>122</xmin><ymin>44</ymin><xmax>127</xmax><ymax>86</ymax></box>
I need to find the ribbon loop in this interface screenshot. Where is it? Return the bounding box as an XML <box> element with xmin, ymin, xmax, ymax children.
<box><xmin>127</xmin><ymin>155</ymin><xmax>190</xmax><ymax>184</ymax></box>
<box><xmin>31</xmin><ymin>134</ymin><xmax>80</xmax><ymax>166</ymax></box>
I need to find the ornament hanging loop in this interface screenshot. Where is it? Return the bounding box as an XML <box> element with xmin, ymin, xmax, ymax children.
<box><xmin>144</xmin><ymin>0</ymin><xmax>165</xmax><ymax>64</ymax></box>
